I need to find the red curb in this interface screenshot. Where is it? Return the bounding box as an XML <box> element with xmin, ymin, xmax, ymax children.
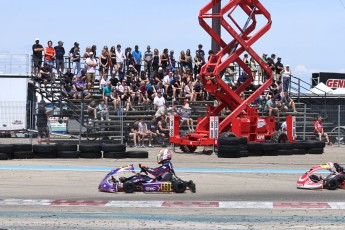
<box><xmin>50</xmin><ymin>200</ymin><xmax>109</xmax><ymax>206</ymax></box>
<box><xmin>162</xmin><ymin>201</ymin><xmax>219</xmax><ymax>208</ymax></box>
<box><xmin>273</xmin><ymin>202</ymin><xmax>331</xmax><ymax>209</ymax></box>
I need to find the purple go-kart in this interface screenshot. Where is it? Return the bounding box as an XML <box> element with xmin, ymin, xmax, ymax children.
<box><xmin>98</xmin><ymin>164</ymin><xmax>196</xmax><ymax>193</ymax></box>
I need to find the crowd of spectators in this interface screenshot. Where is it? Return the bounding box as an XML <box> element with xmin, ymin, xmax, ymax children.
<box><xmin>32</xmin><ymin>39</ymin><xmax>297</xmax><ymax>138</ymax></box>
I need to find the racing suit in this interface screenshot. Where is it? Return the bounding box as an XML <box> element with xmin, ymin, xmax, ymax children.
<box><xmin>145</xmin><ymin>161</ymin><xmax>174</xmax><ymax>182</ymax></box>
<box><xmin>333</xmin><ymin>163</ymin><xmax>345</xmax><ymax>183</ymax></box>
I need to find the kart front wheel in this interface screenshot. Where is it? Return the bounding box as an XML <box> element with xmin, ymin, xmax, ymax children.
<box><xmin>172</xmin><ymin>180</ymin><xmax>186</xmax><ymax>193</ymax></box>
<box><xmin>325</xmin><ymin>178</ymin><xmax>339</xmax><ymax>190</ymax></box>
<box><xmin>123</xmin><ymin>181</ymin><xmax>135</xmax><ymax>193</ymax></box>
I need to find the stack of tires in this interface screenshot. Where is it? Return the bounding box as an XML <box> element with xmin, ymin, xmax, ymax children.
<box><xmin>33</xmin><ymin>144</ymin><xmax>56</xmax><ymax>158</ymax></box>
<box><xmin>12</xmin><ymin>144</ymin><xmax>34</xmax><ymax>159</ymax></box>
<box><xmin>126</xmin><ymin>150</ymin><xmax>149</xmax><ymax>159</ymax></box>
<box><xmin>218</xmin><ymin>136</ymin><xmax>248</xmax><ymax>158</ymax></box>
<box><xmin>102</xmin><ymin>144</ymin><xmax>127</xmax><ymax>159</ymax></box>
<box><xmin>0</xmin><ymin>144</ymin><xmax>13</xmax><ymax>160</ymax></box>
<box><xmin>305</xmin><ymin>141</ymin><xmax>325</xmax><ymax>154</ymax></box>
<box><xmin>79</xmin><ymin>143</ymin><xmax>102</xmax><ymax>158</ymax></box>
<box><xmin>56</xmin><ymin>143</ymin><xmax>80</xmax><ymax>158</ymax></box>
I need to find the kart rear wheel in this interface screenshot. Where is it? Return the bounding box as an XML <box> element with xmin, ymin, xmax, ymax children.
<box><xmin>123</xmin><ymin>181</ymin><xmax>135</xmax><ymax>193</ymax></box>
<box><xmin>172</xmin><ymin>180</ymin><xmax>187</xmax><ymax>193</ymax></box>
<box><xmin>325</xmin><ymin>178</ymin><xmax>339</xmax><ymax>190</ymax></box>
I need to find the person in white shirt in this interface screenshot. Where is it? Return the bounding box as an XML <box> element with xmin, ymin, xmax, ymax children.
<box><xmin>115</xmin><ymin>44</ymin><xmax>125</xmax><ymax>77</ymax></box>
<box><xmin>85</xmin><ymin>52</ymin><xmax>98</xmax><ymax>91</ymax></box>
<box><xmin>153</xmin><ymin>91</ymin><xmax>166</xmax><ymax>118</ymax></box>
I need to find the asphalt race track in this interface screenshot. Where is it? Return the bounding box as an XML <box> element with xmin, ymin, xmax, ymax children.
<box><xmin>0</xmin><ymin>145</ymin><xmax>345</xmax><ymax>229</ymax></box>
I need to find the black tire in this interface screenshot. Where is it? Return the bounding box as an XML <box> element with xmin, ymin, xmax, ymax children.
<box><xmin>0</xmin><ymin>153</ymin><xmax>10</xmax><ymax>160</ymax></box>
<box><xmin>277</xmin><ymin>149</ymin><xmax>292</xmax><ymax>155</ymax></box>
<box><xmin>102</xmin><ymin>144</ymin><xmax>126</xmax><ymax>153</ymax></box>
<box><xmin>123</xmin><ymin>181</ymin><xmax>135</xmax><ymax>193</ymax></box>
<box><xmin>247</xmin><ymin>149</ymin><xmax>263</xmax><ymax>156</ymax></box>
<box><xmin>56</xmin><ymin>143</ymin><xmax>78</xmax><ymax>152</ymax></box>
<box><xmin>0</xmin><ymin>144</ymin><xmax>13</xmax><ymax>154</ymax></box>
<box><xmin>308</xmin><ymin>148</ymin><xmax>324</xmax><ymax>155</ymax></box>
<box><xmin>179</xmin><ymin>145</ymin><xmax>189</xmax><ymax>153</ymax></box>
<box><xmin>12</xmin><ymin>151</ymin><xmax>34</xmax><ymax>159</ymax></box>
<box><xmin>263</xmin><ymin>149</ymin><xmax>278</xmax><ymax>156</ymax></box>
<box><xmin>79</xmin><ymin>144</ymin><xmax>102</xmax><ymax>153</ymax></box>
<box><xmin>262</xmin><ymin>143</ymin><xmax>280</xmax><ymax>151</ymax></box>
<box><xmin>86</xmin><ymin>127</ymin><xmax>100</xmax><ymax>141</ymax></box>
<box><xmin>103</xmin><ymin>151</ymin><xmax>127</xmax><ymax>159</ymax></box>
<box><xmin>33</xmin><ymin>144</ymin><xmax>56</xmax><ymax>154</ymax></box>
<box><xmin>238</xmin><ymin>137</ymin><xmax>248</xmax><ymax>145</ymax></box>
<box><xmin>218</xmin><ymin>145</ymin><xmax>240</xmax><ymax>153</ymax></box>
<box><xmin>57</xmin><ymin>151</ymin><xmax>80</xmax><ymax>158</ymax></box>
<box><xmin>290</xmin><ymin>141</ymin><xmax>307</xmax><ymax>150</ymax></box>
<box><xmin>306</xmin><ymin>141</ymin><xmax>325</xmax><ymax>149</ymax></box>
<box><xmin>271</xmin><ymin>131</ymin><xmax>288</xmax><ymax>143</ymax></box>
<box><xmin>291</xmin><ymin>148</ymin><xmax>306</xmax><ymax>155</ymax></box>
<box><xmin>247</xmin><ymin>142</ymin><xmax>263</xmax><ymax>151</ymax></box>
<box><xmin>218</xmin><ymin>137</ymin><xmax>240</xmax><ymax>146</ymax></box>
<box><xmin>186</xmin><ymin>145</ymin><xmax>197</xmax><ymax>153</ymax></box>
<box><xmin>13</xmin><ymin>144</ymin><xmax>32</xmax><ymax>152</ymax></box>
<box><xmin>220</xmin><ymin>132</ymin><xmax>236</xmax><ymax>138</ymax></box>
<box><xmin>34</xmin><ymin>151</ymin><xmax>57</xmax><ymax>159</ymax></box>
<box><xmin>172</xmin><ymin>180</ymin><xmax>187</xmax><ymax>193</ymax></box>
<box><xmin>239</xmin><ymin>150</ymin><xmax>249</xmax><ymax>157</ymax></box>
<box><xmin>79</xmin><ymin>151</ymin><xmax>102</xmax><ymax>159</ymax></box>
<box><xmin>325</xmin><ymin>178</ymin><xmax>339</xmax><ymax>190</ymax></box>
<box><xmin>126</xmin><ymin>151</ymin><xmax>149</xmax><ymax>158</ymax></box>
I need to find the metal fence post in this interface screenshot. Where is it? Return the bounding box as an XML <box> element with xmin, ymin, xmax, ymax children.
<box><xmin>79</xmin><ymin>96</ymin><xmax>84</xmax><ymax>145</ymax></box>
<box><xmin>303</xmin><ymin>103</ymin><xmax>306</xmax><ymax>141</ymax></box>
<box><xmin>120</xmin><ymin>101</ymin><xmax>123</xmax><ymax>144</ymax></box>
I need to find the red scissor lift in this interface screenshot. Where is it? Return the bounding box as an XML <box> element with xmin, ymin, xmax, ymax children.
<box><xmin>170</xmin><ymin>0</ymin><xmax>293</xmax><ymax>152</ymax></box>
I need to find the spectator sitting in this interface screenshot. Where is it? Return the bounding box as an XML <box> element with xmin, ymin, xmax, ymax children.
<box><xmin>126</xmin><ymin>122</ymin><xmax>139</xmax><ymax>148</ymax></box>
<box><xmin>110</xmin><ymin>88</ymin><xmax>121</xmax><ymax>111</ymax></box>
<box><xmin>281</xmin><ymin>91</ymin><xmax>297</xmax><ymax>113</ymax></box>
<box><xmin>138</xmin><ymin>118</ymin><xmax>153</xmax><ymax>147</ymax></box>
<box><xmin>265</xmin><ymin>96</ymin><xmax>279</xmax><ymax>117</ymax></box>
<box><xmin>61</xmin><ymin>68</ymin><xmax>75</xmax><ymax>98</ymax></box>
<box><xmin>153</xmin><ymin>91</ymin><xmax>166</xmax><ymax>118</ymax></box>
<box><xmin>73</xmin><ymin>76</ymin><xmax>91</xmax><ymax>99</ymax></box>
<box><xmin>146</xmin><ymin>79</ymin><xmax>157</xmax><ymax>101</ymax></box>
<box><xmin>121</xmin><ymin>87</ymin><xmax>133</xmax><ymax>111</ymax></box>
<box><xmin>179</xmin><ymin>103</ymin><xmax>194</xmax><ymax>132</ymax></box>
<box><xmin>171</xmin><ymin>70</ymin><xmax>183</xmax><ymax>100</ymax></box>
<box><xmin>102</xmin><ymin>81</ymin><xmax>113</xmax><ymax>108</ymax></box>
<box><xmin>109</xmin><ymin>74</ymin><xmax>119</xmax><ymax>87</ymax></box>
<box><xmin>148</xmin><ymin>116</ymin><xmax>164</xmax><ymax>146</ymax></box>
<box><xmin>38</xmin><ymin>62</ymin><xmax>55</xmax><ymax>88</ymax></box>
<box><xmin>116</xmin><ymin>81</ymin><xmax>124</xmax><ymax>94</ymax></box>
<box><xmin>99</xmin><ymin>72</ymin><xmax>109</xmax><ymax>93</ymax></box>
<box><xmin>193</xmin><ymin>80</ymin><xmax>205</xmax><ymax>101</ymax></box>
<box><xmin>221</xmin><ymin>71</ymin><xmax>235</xmax><ymax>87</ymax></box>
<box><xmin>158</xmin><ymin>115</ymin><xmax>170</xmax><ymax>138</ymax></box>
<box><xmin>184</xmin><ymin>80</ymin><xmax>194</xmax><ymax>101</ymax></box>
<box><xmin>314</xmin><ymin>115</ymin><xmax>332</xmax><ymax>146</ymax></box>
<box><xmin>237</xmin><ymin>71</ymin><xmax>255</xmax><ymax>91</ymax></box>
<box><xmin>153</xmin><ymin>67</ymin><xmax>164</xmax><ymax>84</ymax></box>
<box><xmin>87</xmin><ymin>99</ymin><xmax>98</xmax><ymax>120</ymax></box>
<box><xmin>162</xmin><ymin>71</ymin><xmax>174</xmax><ymax>98</ymax></box>
<box><xmin>129</xmin><ymin>81</ymin><xmax>140</xmax><ymax>105</ymax></box>
<box><xmin>138</xmin><ymin>81</ymin><xmax>151</xmax><ymax>105</ymax></box>
<box><xmin>97</xmin><ymin>99</ymin><xmax>110</xmax><ymax>121</ymax></box>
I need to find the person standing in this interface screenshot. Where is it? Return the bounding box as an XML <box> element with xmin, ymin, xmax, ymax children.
<box><xmin>85</xmin><ymin>52</ymin><xmax>98</xmax><ymax>92</ymax></box>
<box><xmin>132</xmin><ymin>45</ymin><xmax>142</xmax><ymax>73</ymax></box>
<box><xmin>281</xmin><ymin>64</ymin><xmax>293</xmax><ymax>93</ymax></box>
<box><xmin>144</xmin><ymin>45</ymin><xmax>153</xmax><ymax>77</ymax></box>
<box><xmin>44</xmin><ymin>40</ymin><xmax>56</xmax><ymax>68</ymax></box>
<box><xmin>54</xmin><ymin>41</ymin><xmax>65</xmax><ymax>74</ymax></box>
<box><xmin>32</xmin><ymin>38</ymin><xmax>44</xmax><ymax>76</ymax></box>
<box><xmin>275</xmin><ymin>57</ymin><xmax>284</xmax><ymax>83</ymax></box>
<box><xmin>36</xmin><ymin>100</ymin><xmax>55</xmax><ymax>144</ymax></box>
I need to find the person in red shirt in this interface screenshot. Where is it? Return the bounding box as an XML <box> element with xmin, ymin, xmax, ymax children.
<box><xmin>314</xmin><ymin>115</ymin><xmax>332</xmax><ymax>145</ymax></box>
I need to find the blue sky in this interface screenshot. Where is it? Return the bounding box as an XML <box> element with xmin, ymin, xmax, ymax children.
<box><xmin>1</xmin><ymin>0</ymin><xmax>345</xmax><ymax>83</ymax></box>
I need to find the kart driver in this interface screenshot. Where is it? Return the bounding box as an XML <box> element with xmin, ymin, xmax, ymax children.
<box><xmin>141</xmin><ymin>149</ymin><xmax>174</xmax><ymax>182</ymax></box>
<box><xmin>332</xmin><ymin>163</ymin><xmax>345</xmax><ymax>183</ymax></box>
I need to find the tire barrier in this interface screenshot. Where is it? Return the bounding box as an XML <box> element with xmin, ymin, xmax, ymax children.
<box><xmin>33</xmin><ymin>144</ymin><xmax>57</xmax><ymax>159</ymax></box>
<box><xmin>0</xmin><ymin>144</ymin><xmax>13</xmax><ymax>160</ymax></box>
<box><xmin>126</xmin><ymin>151</ymin><xmax>149</xmax><ymax>158</ymax></box>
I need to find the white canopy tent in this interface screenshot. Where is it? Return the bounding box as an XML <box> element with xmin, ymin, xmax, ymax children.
<box><xmin>306</xmin><ymin>82</ymin><xmax>334</xmax><ymax>95</ymax></box>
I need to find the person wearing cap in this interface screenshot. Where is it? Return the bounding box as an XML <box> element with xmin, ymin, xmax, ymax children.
<box><xmin>54</xmin><ymin>41</ymin><xmax>65</xmax><ymax>74</ymax></box>
<box><xmin>44</xmin><ymin>40</ymin><xmax>55</xmax><ymax>68</ymax></box>
<box><xmin>314</xmin><ymin>115</ymin><xmax>332</xmax><ymax>146</ymax></box>
<box><xmin>222</xmin><ymin>71</ymin><xmax>235</xmax><ymax>87</ymax></box>
<box><xmin>280</xmin><ymin>64</ymin><xmax>293</xmax><ymax>93</ymax></box>
<box><xmin>36</xmin><ymin>100</ymin><xmax>55</xmax><ymax>144</ymax></box>
<box><xmin>275</xmin><ymin>57</ymin><xmax>284</xmax><ymax>82</ymax></box>
<box><xmin>85</xmin><ymin>51</ymin><xmax>98</xmax><ymax>92</ymax></box>
<box><xmin>153</xmin><ymin>91</ymin><xmax>166</xmax><ymax>118</ymax></box>
<box><xmin>32</xmin><ymin>38</ymin><xmax>44</xmax><ymax>76</ymax></box>
<box><xmin>69</xmin><ymin>42</ymin><xmax>79</xmax><ymax>58</ymax></box>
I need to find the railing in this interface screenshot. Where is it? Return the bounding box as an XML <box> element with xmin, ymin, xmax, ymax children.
<box><xmin>0</xmin><ymin>54</ymin><xmax>30</xmax><ymax>76</ymax></box>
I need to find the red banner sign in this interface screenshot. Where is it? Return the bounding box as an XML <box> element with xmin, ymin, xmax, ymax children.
<box><xmin>326</xmin><ymin>79</ymin><xmax>345</xmax><ymax>88</ymax></box>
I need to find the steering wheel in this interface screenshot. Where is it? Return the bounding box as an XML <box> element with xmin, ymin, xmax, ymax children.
<box><xmin>139</xmin><ymin>164</ymin><xmax>148</xmax><ymax>175</ymax></box>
